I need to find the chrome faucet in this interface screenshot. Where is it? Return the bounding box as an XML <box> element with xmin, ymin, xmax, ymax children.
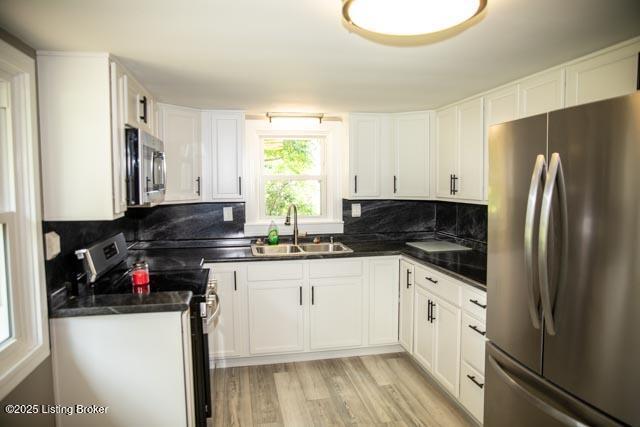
<box><xmin>284</xmin><ymin>204</ymin><xmax>299</xmax><ymax>245</ymax></box>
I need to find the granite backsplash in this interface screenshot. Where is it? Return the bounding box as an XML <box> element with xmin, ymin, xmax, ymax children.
<box><xmin>43</xmin><ymin>200</ymin><xmax>487</xmax><ymax>297</ymax></box>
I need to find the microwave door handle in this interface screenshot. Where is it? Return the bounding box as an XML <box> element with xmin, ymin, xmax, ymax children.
<box><xmin>523</xmin><ymin>154</ymin><xmax>546</xmax><ymax>329</ymax></box>
<box><xmin>538</xmin><ymin>153</ymin><xmax>568</xmax><ymax>336</ymax></box>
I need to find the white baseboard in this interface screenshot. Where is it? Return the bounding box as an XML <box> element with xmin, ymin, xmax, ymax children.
<box><xmin>212</xmin><ymin>344</ymin><xmax>403</xmax><ymax>368</ymax></box>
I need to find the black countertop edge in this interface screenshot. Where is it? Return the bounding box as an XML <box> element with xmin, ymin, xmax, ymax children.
<box><xmin>49</xmin><ymin>291</ymin><xmax>193</xmax><ymax>319</ymax></box>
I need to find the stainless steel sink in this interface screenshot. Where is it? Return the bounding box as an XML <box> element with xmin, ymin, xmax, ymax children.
<box><xmin>298</xmin><ymin>243</ymin><xmax>353</xmax><ymax>253</ymax></box>
<box><xmin>251</xmin><ymin>242</ymin><xmax>353</xmax><ymax>257</ymax></box>
<box><xmin>251</xmin><ymin>244</ymin><xmax>304</xmax><ymax>256</ymax></box>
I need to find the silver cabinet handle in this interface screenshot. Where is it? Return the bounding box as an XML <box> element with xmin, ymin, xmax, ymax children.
<box><xmin>524</xmin><ymin>154</ymin><xmax>546</xmax><ymax>330</ymax></box>
<box><xmin>354</xmin><ymin>175</ymin><xmax>358</xmax><ymax>193</ymax></box>
<box><xmin>238</xmin><ymin>176</ymin><xmax>242</xmax><ymax>195</ymax></box>
<box><xmin>538</xmin><ymin>153</ymin><xmax>568</xmax><ymax>336</ymax></box>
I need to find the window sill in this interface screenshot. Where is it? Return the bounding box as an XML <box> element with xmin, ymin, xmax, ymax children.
<box><xmin>244</xmin><ymin>220</ymin><xmax>344</xmax><ymax>237</ymax></box>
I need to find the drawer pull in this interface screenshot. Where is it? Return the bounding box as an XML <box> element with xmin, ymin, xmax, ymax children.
<box><xmin>425</xmin><ymin>276</ymin><xmax>438</xmax><ymax>284</ymax></box>
<box><xmin>470</xmin><ymin>299</ymin><xmax>487</xmax><ymax>309</ymax></box>
<box><xmin>467</xmin><ymin>374</ymin><xmax>484</xmax><ymax>389</ymax></box>
<box><xmin>468</xmin><ymin>324</ymin><xmax>486</xmax><ymax>336</ymax></box>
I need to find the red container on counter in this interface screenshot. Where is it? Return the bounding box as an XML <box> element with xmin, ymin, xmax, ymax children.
<box><xmin>131</xmin><ymin>261</ymin><xmax>150</xmax><ymax>287</ymax></box>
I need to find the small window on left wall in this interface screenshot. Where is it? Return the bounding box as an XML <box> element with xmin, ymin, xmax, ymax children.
<box><xmin>0</xmin><ymin>38</ymin><xmax>49</xmax><ymax>401</ymax></box>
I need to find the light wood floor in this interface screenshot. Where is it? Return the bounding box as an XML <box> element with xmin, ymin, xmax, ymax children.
<box><xmin>210</xmin><ymin>352</ymin><xmax>474</xmax><ymax>427</ymax></box>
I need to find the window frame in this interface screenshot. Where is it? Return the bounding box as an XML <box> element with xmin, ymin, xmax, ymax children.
<box><xmin>259</xmin><ymin>136</ymin><xmax>328</xmax><ymax>220</ymax></box>
<box><xmin>0</xmin><ymin>39</ymin><xmax>49</xmax><ymax>401</ymax></box>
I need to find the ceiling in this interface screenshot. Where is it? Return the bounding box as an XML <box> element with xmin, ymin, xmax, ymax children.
<box><xmin>1</xmin><ymin>0</ymin><xmax>639</xmax><ymax>113</ymax></box>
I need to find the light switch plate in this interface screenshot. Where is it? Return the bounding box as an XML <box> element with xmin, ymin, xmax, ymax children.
<box><xmin>45</xmin><ymin>231</ymin><xmax>61</xmax><ymax>260</ymax></box>
<box><xmin>351</xmin><ymin>203</ymin><xmax>361</xmax><ymax>217</ymax></box>
<box><xmin>223</xmin><ymin>207</ymin><xmax>233</xmax><ymax>222</ymax></box>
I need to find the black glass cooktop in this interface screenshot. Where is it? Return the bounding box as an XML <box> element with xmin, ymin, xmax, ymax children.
<box><xmin>90</xmin><ymin>263</ymin><xmax>209</xmax><ymax>297</ymax></box>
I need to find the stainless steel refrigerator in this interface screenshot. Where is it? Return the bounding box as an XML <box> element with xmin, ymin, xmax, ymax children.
<box><xmin>485</xmin><ymin>92</ymin><xmax>639</xmax><ymax>426</ymax></box>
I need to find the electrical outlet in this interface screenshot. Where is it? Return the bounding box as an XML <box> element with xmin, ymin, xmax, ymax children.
<box><xmin>352</xmin><ymin>203</ymin><xmax>361</xmax><ymax>217</ymax></box>
<box><xmin>45</xmin><ymin>231</ymin><xmax>61</xmax><ymax>260</ymax></box>
<box><xmin>223</xmin><ymin>207</ymin><xmax>233</xmax><ymax>222</ymax></box>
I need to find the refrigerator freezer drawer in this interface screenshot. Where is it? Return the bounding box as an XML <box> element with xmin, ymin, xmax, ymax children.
<box><xmin>484</xmin><ymin>343</ymin><xmax>622</xmax><ymax>427</ymax></box>
<box><xmin>462</xmin><ymin>287</ymin><xmax>487</xmax><ymax>321</ymax></box>
<box><xmin>414</xmin><ymin>264</ymin><xmax>461</xmax><ymax>307</ymax></box>
<box><xmin>461</xmin><ymin>313</ymin><xmax>486</xmax><ymax>374</ymax></box>
<box><xmin>460</xmin><ymin>362</ymin><xmax>485</xmax><ymax>422</ymax></box>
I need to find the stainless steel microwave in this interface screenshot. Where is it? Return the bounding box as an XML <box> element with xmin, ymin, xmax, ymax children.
<box><xmin>125</xmin><ymin>128</ymin><xmax>166</xmax><ymax>207</ymax></box>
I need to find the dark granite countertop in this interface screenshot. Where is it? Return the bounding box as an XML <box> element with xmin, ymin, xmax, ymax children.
<box><xmin>129</xmin><ymin>238</ymin><xmax>486</xmax><ymax>290</ymax></box>
<box><xmin>49</xmin><ymin>290</ymin><xmax>192</xmax><ymax>318</ymax></box>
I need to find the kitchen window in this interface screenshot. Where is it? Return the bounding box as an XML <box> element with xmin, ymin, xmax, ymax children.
<box><xmin>0</xmin><ymin>39</ymin><xmax>49</xmax><ymax>401</ymax></box>
<box><xmin>260</xmin><ymin>137</ymin><xmax>326</xmax><ymax>218</ymax></box>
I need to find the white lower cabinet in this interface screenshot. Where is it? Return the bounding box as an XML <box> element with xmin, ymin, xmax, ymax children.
<box><xmin>208</xmin><ymin>257</ymin><xmax>401</xmax><ymax>363</ymax></box>
<box><xmin>207</xmin><ymin>264</ymin><xmax>246</xmax><ymax>358</ymax></box>
<box><xmin>460</xmin><ymin>362</ymin><xmax>485</xmax><ymax>422</ymax></box>
<box><xmin>402</xmin><ymin>257</ymin><xmax>486</xmax><ymax>423</ymax></box>
<box><xmin>413</xmin><ymin>286</ymin><xmax>435</xmax><ymax>371</ymax></box>
<box><xmin>399</xmin><ymin>260</ymin><xmax>415</xmax><ymax>352</ymax></box>
<box><xmin>369</xmin><ymin>258</ymin><xmax>400</xmax><ymax>345</ymax></box>
<box><xmin>248</xmin><ymin>280</ymin><xmax>305</xmax><ymax>355</ymax></box>
<box><xmin>310</xmin><ymin>277</ymin><xmax>363</xmax><ymax>350</ymax></box>
<box><xmin>432</xmin><ymin>295</ymin><xmax>462</xmax><ymax>396</ymax></box>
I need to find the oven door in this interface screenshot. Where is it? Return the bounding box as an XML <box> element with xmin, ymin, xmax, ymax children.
<box><xmin>191</xmin><ymin>309</ymin><xmax>212</xmax><ymax>426</ymax></box>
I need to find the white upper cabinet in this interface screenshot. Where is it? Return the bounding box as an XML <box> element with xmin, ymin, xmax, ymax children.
<box><xmin>38</xmin><ymin>52</ymin><xmax>132</xmax><ymax>221</ymax></box>
<box><xmin>349</xmin><ymin>113</ymin><xmax>382</xmax><ymax>198</ymax></box>
<box><xmin>207</xmin><ymin>111</ymin><xmax>244</xmax><ymax>200</ymax></box>
<box><xmin>124</xmin><ymin>73</ymin><xmax>155</xmax><ymax>135</ymax></box>
<box><xmin>436</xmin><ymin>106</ymin><xmax>458</xmax><ymax>199</ymax></box>
<box><xmin>158</xmin><ymin>103</ymin><xmax>202</xmax><ymax>203</ymax></box>
<box><xmin>436</xmin><ymin>98</ymin><xmax>484</xmax><ymax>202</ymax></box>
<box><xmin>565</xmin><ymin>40</ymin><xmax>640</xmax><ymax>107</ymax></box>
<box><xmin>392</xmin><ymin>112</ymin><xmax>430</xmax><ymax>198</ymax></box>
<box><xmin>519</xmin><ymin>68</ymin><xmax>565</xmax><ymax>117</ymax></box>
<box><xmin>456</xmin><ymin>98</ymin><xmax>484</xmax><ymax>201</ymax></box>
<box><xmin>158</xmin><ymin>104</ymin><xmax>202</xmax><ymax>202</ymax></box>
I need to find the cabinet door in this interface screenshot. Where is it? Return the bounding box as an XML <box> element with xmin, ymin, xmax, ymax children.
<box><xmin>369</xmin><ymin>258</ymin><xmax>400</xmax><ymax>345</ymax></box>
<box><xmin>565</xmin><ymin>42</ymin><xmax>639</xmax><ymax>107</ymax></box>
<box><xmin>433</xmin><ymin>296</ymin><xmax>462</xmax><ymax>397</ymax></box>
<box><xmin>209</xmin><ymin>267</ymin><xmax>245</xmax><ymax>358</ymax></box>
<box><xmin>435</xmin><ymin>107</ymin><xmax>458</xmax><ymax>198</ymax></box>
<box><xmin>413</xmin><ymin>286</ymin><xmax>436</xmax><ymax>371</ymax></box>
<box><xmin>457</xmin><ymin>98</ymin><xmax>484</xmax><ymax>201</ymax></box>
<box><xmin>248</xmin><ymin>281</ymin><xmax>304</xmax><ymax>354</ymax></box>
<box><xmin>211</xmin><ymin>112</ymin><xmax>244</xmax><ymax>200</ymax></box>
<box><xmin>484</xmin><ymin>85</ymin><xmax>519</xmax><ymax>201</ymax></box>
<box><xmin>349</xmin><ymin>114</ymin><xmax>381</xmax><ymax>197</ymax></box>
<box><xmin>399</xmin><ymin>260</ymin><xmax>415</xmax><ymax>352</ymax></box>
<box><xmin>519</xmin><ymin>68</ymin><xmax>565</xmax><ymax>117</ymax></box>
<box><xmin>109</xmin><ymin>61</ymin><xmax>127</xmax><ymax>215</ymax></box>
<box><xmin>159</xmin><ymin>104</ymin><xmax>202</xmax><ymax>202</ymax></box>
<box><xmin>310</xmin><ymin>278</ymin><xmax>363</xmax><ymax>350</ymax></box>
<box><xmin>393</xmin><ymin>112</ymin><xmax>430</xmax><ymax>198</ymax></box>
<box><xmin>124</xmin><ymin>74</ymin><xmax>139</xmax><ymax>128</ymax></box>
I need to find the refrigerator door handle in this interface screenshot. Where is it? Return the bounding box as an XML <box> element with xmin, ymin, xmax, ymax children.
<box><xmin>524</xmin><ymin>154</ymin><xmax>546</xmax><ymax>330</ymax></box>
<box><xmin>488</xmin><ymin>351</ymin><xmax>589</xmax><ymax>427</ymax></box>
<box><xmin>538</xmin><ymin>152</ymin><xmax>569</xmax><ymax>336</ymax></box>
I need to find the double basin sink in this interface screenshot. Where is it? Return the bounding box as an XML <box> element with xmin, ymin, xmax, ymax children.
<box><xmin>251</xmin><ymin>242</ymin><xmax>353</xmax><ymax>257</ymax></box>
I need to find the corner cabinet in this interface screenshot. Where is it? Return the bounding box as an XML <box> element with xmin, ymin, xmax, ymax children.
<box><xmin>157</xmin><ymin>103</ymin><xmax>202</xmax><ymax>203</ymax></box>
<box><xmin>399</xmin><ymin>260</ymin><xmax>415</xmax><ymax>352</ymax></box>
<box><xmin>38</xmin><ymin>52</ymin><xmax>148</xmax><ymax>221</ymax></box>
<box><xmin>436</xmin><ymin>98</ymin><xmax>485</xmax><ymax>202</ymax></box>
<box><xmin>348</xmin><ymin>113</ymin><xmax>383</xmax><ymax>198</ymax></box>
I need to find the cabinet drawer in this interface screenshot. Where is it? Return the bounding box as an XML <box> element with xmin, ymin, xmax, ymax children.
<box><xmin>460</xmin><ymin>362</ymin><xmax>485</xmax><ymax>422</ymax></box>
<box><xmin>461</xmin><ymin>313</ymin><xmax>486</xmax><ymax>374</ymax></box>
<box><xmin>247</xmin><ymin>262</ymin><xmax>303</xmax><ymax>281</ymax></box>
<box><xmin>309</xmin><ymin>260</ymin><xmax>362</xmax><ymax>278</ymax></box>
<box><xmin>462</xmin><ymin>286</ymin><xmax>487</xmax><ymax>321</ymax></box>
<box><xmin>414</xmin><ymin>264</ymin><xmax>461</xmax><ymax>306</ymax></box>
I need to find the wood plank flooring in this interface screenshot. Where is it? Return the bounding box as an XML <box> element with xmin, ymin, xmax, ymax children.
<box><xmin>210</xmin><ymin>353</ymin><xmax>474</xmax><ymax>427</ymax></box>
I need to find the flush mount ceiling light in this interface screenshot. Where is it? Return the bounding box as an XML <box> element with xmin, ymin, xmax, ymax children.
<box><xmin>342</xmin><ymin>0</ymin><xmax>487</xmax><ymax>36</ymax></box>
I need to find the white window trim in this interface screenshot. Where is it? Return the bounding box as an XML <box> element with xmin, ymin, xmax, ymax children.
<box><xmin>244</xmin><ymin>120</ymin><xmax>344</xmax><ymax>237</ymax></box>
<box><xmin>0</xmin><ymin>39</ymin><xmax>49</xmax><ymax>401</ymax></box>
